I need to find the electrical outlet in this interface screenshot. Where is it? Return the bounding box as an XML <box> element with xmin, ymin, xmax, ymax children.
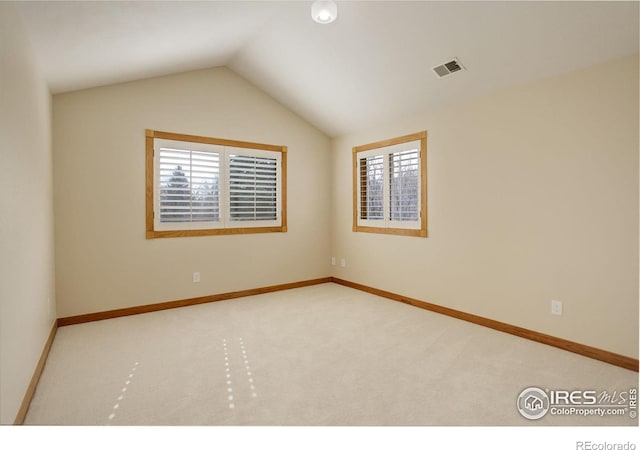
<box><xmin>193</xmin><ymin>272</ymin><xmax>200</xmax><ymax>283</ymax></box>
<box><xmin>551</xmin><ymin>300</ymin><xmax>562</xmax><ymax>316</ymax></box>
<box><xmin>340</xmin><ymin>258</ymin><xmax>346</xmax><ymax>267</ymax></box>
<box><xmin>331</xmin><ymin>256</ymin><xmax>336</xmax><ymax>266</ymax></box>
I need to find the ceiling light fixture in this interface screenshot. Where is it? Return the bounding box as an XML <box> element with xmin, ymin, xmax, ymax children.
<box><xmin>311</xmin><ymin>0</ymin><xmax>337</xmax><ymax>24</ymax></box>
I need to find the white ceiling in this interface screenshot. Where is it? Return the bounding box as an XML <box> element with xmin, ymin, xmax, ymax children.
<box><xmin>14</xmin><ymin>1</ymin><xmax>639</xmax><ymax>137</ymax></box>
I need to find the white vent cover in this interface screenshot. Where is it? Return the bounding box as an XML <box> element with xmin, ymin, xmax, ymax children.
<box><xmin>432</xmin><ymin>58</ymin><xmax>465</xmax><ymax>78</ymax></box>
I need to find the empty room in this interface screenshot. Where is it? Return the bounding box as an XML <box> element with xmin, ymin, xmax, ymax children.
<box><xmin>1</xmin><ymin>0</ymin><xmax>638</xmax><ymax>446</ymax></box>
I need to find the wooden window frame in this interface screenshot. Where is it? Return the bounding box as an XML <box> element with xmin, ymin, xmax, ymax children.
<box><xmin>146</xmin><ymin>129</ymin><xmax>287</xmax><ymax>239</ymax></box>
<box><xmin>352</xmin><ymin>131</ymin><xmax>427</xmax><ymax>237</ymax></box>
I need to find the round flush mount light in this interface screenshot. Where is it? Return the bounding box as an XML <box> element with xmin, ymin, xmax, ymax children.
<box><xmin>311</xmin><ymin>0</ymin><xmax>337</xmax><ymax>24</ymax></box>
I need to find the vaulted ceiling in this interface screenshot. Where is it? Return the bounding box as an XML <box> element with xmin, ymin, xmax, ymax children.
<box><xmin>14</xmin><ymin>1</ymin><xmax>639</xmax><ymax>137</ymax></box>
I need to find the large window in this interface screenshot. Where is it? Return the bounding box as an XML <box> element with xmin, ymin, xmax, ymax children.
<box><xmin>353</xmin><ymin>131</ymin><xmax>427</xmax><ymax>237</ymax></box>
<box><xmin>146</xmin><ymin>129</ymin><xmax>287</xmax><ymax>239</ymax></box>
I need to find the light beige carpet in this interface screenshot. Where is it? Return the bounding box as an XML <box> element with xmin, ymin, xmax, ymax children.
<box><xmin>24</xmin><ymin>283</ymin><xmax>638</xmax><ymax>425</ymax></box>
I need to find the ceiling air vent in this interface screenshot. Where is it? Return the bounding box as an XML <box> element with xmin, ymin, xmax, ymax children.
<box><xmin>432</xmin><ymin>58</ymin><xmax>465</xmax><ymax>78</ymax></box>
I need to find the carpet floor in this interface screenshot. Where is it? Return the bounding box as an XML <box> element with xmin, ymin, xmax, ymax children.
<box><xmin>24</xmin><ymin>283</ymin><xmax>638</xmax><ymax>425</ymax></box>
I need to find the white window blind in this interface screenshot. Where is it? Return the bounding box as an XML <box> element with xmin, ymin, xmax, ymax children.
<box><xmin>229</xmin><ymin>153</ymin><xmax>278</xmax><ymax>222</ymax></box>
<box><xmin>359</xmin><ymin>154</ymin><xmax>384</xmax><ymax>221</ymax></box>
<box><xmin>389</xmin><ymin>149</ymin><xmax>419</xmax><ymax>222</ymax></box>
<box><xmin>356</xmin><ymin>139</ymin><xmax>422</xmax><ymax>230</ymax></box>
<box><xmin>153</xmin><ymin>138</ymin><xmax>281</xmax><ymax>232</ymax></box>
<box><xmin>158</xmin><ymin>147</ymin><xmax>220</xmax><ymax>224</ymax></box>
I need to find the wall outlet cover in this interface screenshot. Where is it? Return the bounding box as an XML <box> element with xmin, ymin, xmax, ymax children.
<box><xmin>551</xmin><ymin>300</ymin><xmax>562</xmax><ymax>316</ymax></box>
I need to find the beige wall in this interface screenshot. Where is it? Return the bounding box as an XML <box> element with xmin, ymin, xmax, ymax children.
<box><xmin>0</xmin><ymin>4</ymin><xmax>56</xmax><ymax>424</ymax></box>
<box><xmin>53</xmin><ymin>67</ymin><xmax>332</xmax><ymax>318</ymax></box>
<box><xmin>331</xmin><ymin>54</ymin><xmax>639</xmax><ymax>358</ymax></box>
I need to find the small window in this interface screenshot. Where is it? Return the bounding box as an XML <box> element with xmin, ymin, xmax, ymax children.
<box><xmin>353</xmin><ymin>131</ymin><xmax>427</xmax><ymax>237</ymax></box>
<box><xmin>146</xmin><ymin>130</ymin><xmax>287</xmax><ymax>238</ymax></box>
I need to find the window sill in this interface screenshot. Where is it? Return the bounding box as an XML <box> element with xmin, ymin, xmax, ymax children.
<box><xmin>352</xmin><ymin>225</ymin><xmax>427</xmax><ymax>237</ymax></box>
<box><xmin>146</xmin><ymin>226</ymin><xmax>287</xmax><ymax>239</ymax></box>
